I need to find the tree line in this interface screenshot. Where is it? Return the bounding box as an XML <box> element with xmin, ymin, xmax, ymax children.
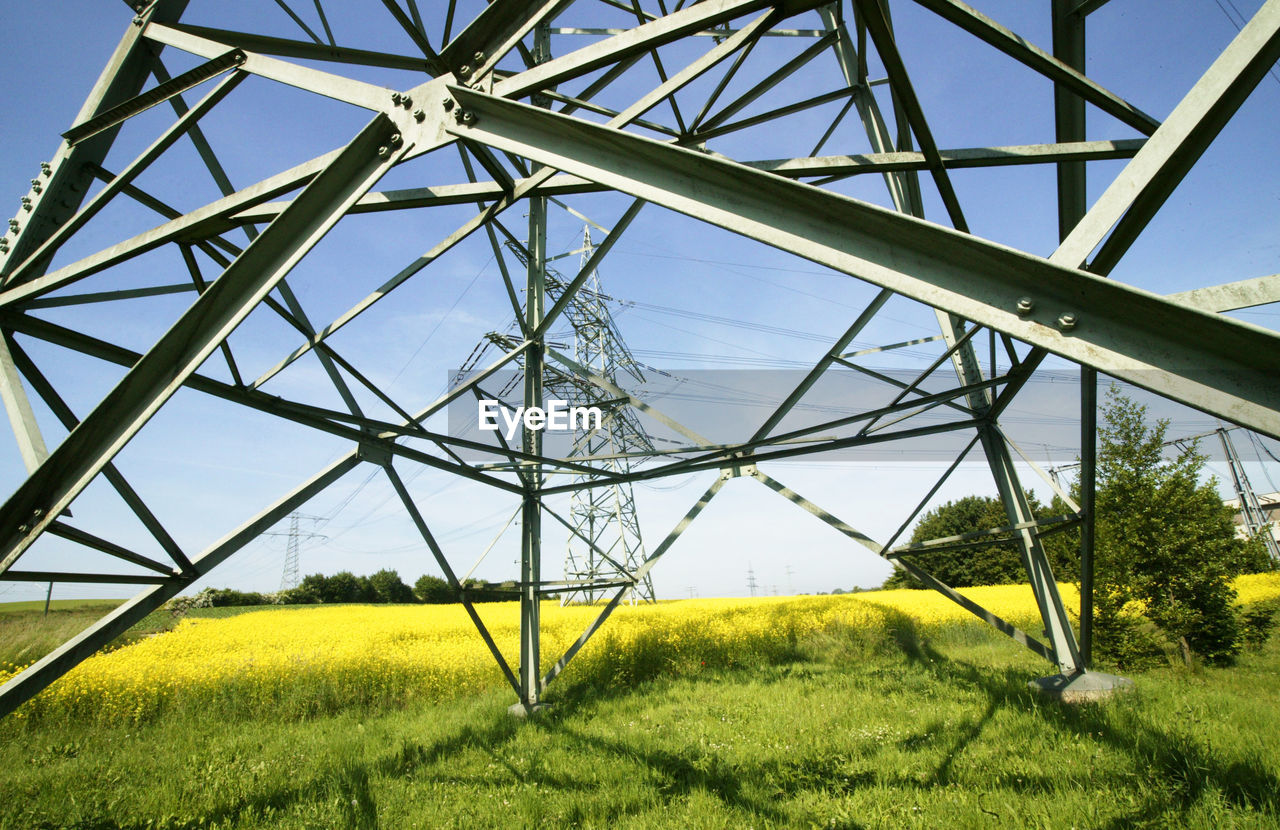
<box><xmin>191</xmin><ymin>570</ymin><xmax>509</xmax><ymax>609</ymax></box>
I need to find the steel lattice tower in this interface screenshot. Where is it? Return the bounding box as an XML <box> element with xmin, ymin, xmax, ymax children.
<box><xmin>1</xmin><ymin>0</ymin><xmax>1279</xmax><ymax>717</ymax></box>
<box><xmin>559</xmin><ymin>226</ymin><xmax>655</xmax><ymax>605</ymax></box>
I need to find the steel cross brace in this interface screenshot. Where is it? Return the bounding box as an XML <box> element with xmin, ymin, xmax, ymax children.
<box><xmin>0</xmin><ymin>113</ymin><xmax>406</xmax><ymax>576</ymax></box>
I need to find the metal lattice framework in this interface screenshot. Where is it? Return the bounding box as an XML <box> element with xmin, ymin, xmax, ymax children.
<box><xmin>556</xmin><ymin>226</ymin><xmax>655</xmax><ymax>605</ymax></box>
<box><xmin>2</xmin><ymin>0</ymin><xmax>1279</xmax><ymax>715</ymax></box>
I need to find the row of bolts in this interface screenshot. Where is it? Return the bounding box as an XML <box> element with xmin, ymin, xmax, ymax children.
<box><xmin>2</xmin><ymin>163</ymin><xmax>53</xmax><ymax>253</ymax></box>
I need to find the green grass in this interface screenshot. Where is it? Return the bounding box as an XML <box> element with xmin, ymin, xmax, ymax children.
<box><xmin>2</xmin><ymin>617</ymin><xmax>1277</xmax><ymax>828</ymax></box>
<box><xmin>0</xmin><ymin>599</ymin><xmax>123</xmax><ymax>615</ymax></box>
<box><xmin>0</xmin><ymin>602</ymin><xmax>302</xmax><ymax>669</ymax></box>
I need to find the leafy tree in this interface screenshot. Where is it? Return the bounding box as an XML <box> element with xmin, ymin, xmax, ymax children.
<box><xmin>1088</xmin><ymin>388</ymin><xmax>1264</xmax><ymax>667</ymax></box>
<box><xmin>368</xmin><ymin>568</ymin><xmax>415</xmax><ymax>603</ymax></box>
<box><xmin>294</xmin><ymin>573</ymin><xmax>330</xmax><ymax>603</ymax></box>
<box><xmin>320</xmin><ymin>570</ymin><xmax>364</xmax><ymax>603</ymax></box>
<box><xmin>884</xmin><ymin>492</ymin><xmax>1075</xmax><ymax>589</ymax></box>
<box><xmin>204</xmin><ymin>588</ymin><xmax>267</xmax><ymax>607</ymax></box>
<box><xmin>414</xmin><ymin>574</ymin><xmax>454</xmax><ymax>603</ymax></box>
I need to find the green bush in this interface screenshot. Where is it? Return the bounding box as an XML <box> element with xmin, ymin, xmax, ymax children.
<box><xmin>1242</xmin><ymin>598</ymin><xmax>1280</xmax><ymax>649</ymax></box>
<box><xmin>203</xmin><ymin>589</ymin><xmax>269</xmax><ymax>608</ymax></box>
<box><xmin>1091</xmin><ymin>390</ymin><xmax>1253</xmax><ymax>667</ymax></box>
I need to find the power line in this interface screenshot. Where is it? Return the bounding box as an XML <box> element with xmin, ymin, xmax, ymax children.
<box><xmin>1209</xmin><ymin>0</ymin><xmax>1280</xmax><ymax>87</ymax></box>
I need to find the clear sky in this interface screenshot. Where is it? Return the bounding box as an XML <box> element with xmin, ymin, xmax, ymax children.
<box><xmin>1</xmin><ymin>0</ymin><xmax>1278</xmax><ymax>604</ymax></box>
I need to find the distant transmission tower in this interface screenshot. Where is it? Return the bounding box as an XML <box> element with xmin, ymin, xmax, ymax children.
<box><xmin>271</xmin><ymin>513</ymin><xmax>324</xmax><ymax>591</ymax></box>
<box><xmin>461</xmin><ymin>222</ymin><xmax>656</xmax><ymax>604</ymax></box>
<box><xmin>747</xmin><ymin>564</ymin><xmax>759</xmax><ymax>598</ymax></box>
<box><xmin>557</xmin><ymin>226</ymin><xmax>655</xmax><ymax>604</ymax></box>
<box><xmin>1217</xmin><ymin>427</ymin><xmax>1280</xmax><ymax>562</ymax></box>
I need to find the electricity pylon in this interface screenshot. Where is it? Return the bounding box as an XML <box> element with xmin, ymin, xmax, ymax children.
<box><xmin>2</xmin><ymin>1</ymin><xmax>1280</xmax><ymax>717</ymax></box>
<box><xmin>261</xmin><ymin>513</ymin><xmax>324</xmax><ymax>591</ymax></box>
<box><xmin>558</xmin><ymin>226</ymin><xmax>654</xmax><ymax>605</ymax></box>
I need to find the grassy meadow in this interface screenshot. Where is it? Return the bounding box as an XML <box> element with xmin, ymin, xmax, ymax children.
<box><xmin>1</xmin><ymin>577</ymin><xmax>1278</xmax><ymax>828</ymax></box>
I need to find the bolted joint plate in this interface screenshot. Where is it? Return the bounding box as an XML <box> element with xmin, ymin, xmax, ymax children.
<box><xmin>721</xmin><ymin>461</ymin><xmax>757</xmax><ymax>480</ymax></box>
<box><xmin>377</xmin><ymin>77</ymin><xmax>454</xmax><ymax>162</ymax></box>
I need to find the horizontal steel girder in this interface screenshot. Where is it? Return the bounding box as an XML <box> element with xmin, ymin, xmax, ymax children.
<box><xmin>444</xmin><ymin>87</ymin><xmax>1280</xmax><ymax>439</ymax></box>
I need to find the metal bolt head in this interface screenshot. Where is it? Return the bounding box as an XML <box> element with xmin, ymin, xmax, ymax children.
<box><xmin>442</xmin><ymin>97</ymin><xmax>455</xmax><ymax>111</ymax></box>
<box><xmin>1057</xmin><ymin>312</ymin><xmax>1078</xmax><ymax>332</ymax></box>
<box><xmin>388</xmin><ymin>133</ymin><xmax>403</xmax><ymax>148</ymax></box>
<box><xmin>1015</xmin><ymin>296</ymin><xmax>1034</xmax><ymax>316</ymax></box>
<box><xmin>377</xmin><ymin>145</ymin><xmax>391</xmax><ymax>159</ymax></box>
<box><xmin>473</xmin><ymin>51</ymin><xmax>485</xmax><ymax>64</ymax></box>
<box><xmin>133</xmin><ymin>15</ymin><xmax>144</xmax><ymax>26</ymax></box>
<box><xmin>413</xmin><ymin>109</ymin><xmax>425</xmax><ymax>122</ymax></box>
<box><xmin>17</xmin><ymin>524</ymin><xmax>28</xmax><ymax>534</ymax></box>
<box><xmin>391</xmin><ymin>92</ymin><xmax>403</xmax><ymax>106</ymax></box>
<box><xmin>460</xmin><ymin>110</ymin><xmax>477</xmax><ymax>126</ymax></box>
<box><xmin>459</xmin><ymin>64</ymin><xmax>472</xmax><ymax>77</ymax></box>
<box><xmin>400</xmin><ymin>95</ymin><xmax>412</xmax><ymax>108</ymax></box>
<box><xmin>40</xmin><ymin>162</ymin><xmax>52</xmax><ymax>175</ymax></box>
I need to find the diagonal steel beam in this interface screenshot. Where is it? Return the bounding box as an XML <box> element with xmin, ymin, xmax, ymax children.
<box><xmin>379</xmin><ymin>0</ymin><xmax>447</xmax><ymax>72</ymax></box>
<box><xmin>442</xmin><ymin>0</ymin><xmax>573</xmax><ymax>81</ymax></box>
<box><xmin>4</xmin><ymin>71</ymin><xmax>246</xmax><ymax>288</ymax></box>
<box><xmin>493</xmin><ymin>0</ymin><xmax>827</xmax><ymax>100</ymax></box>
<box><xmin>853</xmin><ymin>0</ymin><xmax>968</xmax><ymax>228</ymax></box>
<box><xmin>44</xmin><ymin>521</ymin><xmax>177</xmax><ymax>576</ymax></box>
<box><xmin>0</xmin><ymin>332</ymin><xmax>48</xmax><ymax>474</ymax></box>
<box><xmin>0</xmin><ymin>0</ymin><xmax>191</xmax><ymax>281</ymax></box>
<box><xmin>1167</xmin><ymin>274</ymin><xmax>1280</xmax><ymax>312</ymax></box>
<box><xmin>907</xmin><ymin>0</ymin><xmax>1159</xmax><ymax>135</ymax></box>
<box><xmin>164</xmin><ymin>23</ymin><xmax>435</xmax><ymax>72</ymax></box>
<box><xmin>6</xmin><ymin>336</ymin><xmax>193</xmax><ymax>572</ymax></box>
<box><xmin>385</xmin><ymin>463</ymin><xmax>523</xmax><ymax>698</ymax></box>
<box><xmin>0</xmin><ymin>115</ymin><xmax>403</xmax><ymax>576</ymax></box>
<box><xmin>144</xmin><ymin>23</ymin><xmax>393</xmax><ymax>111</ymax></box>
<box><xmin>751</xmin><ymin>288</ymin><xmax>892</xmax><ymax>443</ymax></box>
<box><xmin>894</xmin><ymin>556</ymin><xmax>1053</xmax><ymax>661</ymax></box>
<box><xmin>62</xmin><ymin>49</ymin><xmax>247</xmax><ymax>147</ymax></box>
<box><xmin>1056</xmin><ymin>0</ymin><xmax>1280</xmax><ymax>275</ymax></box>
<box><xmin>989</xmin><ymin>0</ymin><xmax>1280</xmax><ymax>422</ymax></box>
<box><xmin>0</xmin><ymin>453</ymin><xmax>361</xmax><ymax>718</ymax></box>
<box><xmin>750</xmin><ymin>470</ymin><xmax>882</xmax><ymax>553</ymax></box>
<box><xmin>446</xmin><ymin>87</ymin><xmax>1280</xmax><ymax>438</ymax></box>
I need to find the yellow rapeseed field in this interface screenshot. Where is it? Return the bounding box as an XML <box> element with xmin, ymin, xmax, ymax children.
<box><xmin>3</xmin><ymin>575</ymin><xmax>1277</xmax><ymax>723</ymax></box>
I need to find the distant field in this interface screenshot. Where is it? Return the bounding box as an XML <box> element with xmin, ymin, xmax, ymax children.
<box><xmin>2</xmin><ymin>582</ymin><xmax>1084</xmax><ymax>723</ymax></box>
<box><xmin>0</xmin><ymin>601</ymin><xmax>296</xmax><ymax>669</ymax></box>
<box><xmin>3</xmin><ymin>574</ymin><xmax>1278</xmax><ymax>726</ymax></box>
<box><xmin>0</xmin><ymin>598</ymin><xmax>121</xmax><ymax>615</ymax></box>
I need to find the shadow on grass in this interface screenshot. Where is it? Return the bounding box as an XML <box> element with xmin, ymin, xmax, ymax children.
<box><xmin>63</xmin><ymin>713</ymin><xmax>527</xmax><ymax>830</ymax></box>
<box><xmin>32</xmin><ymin>611</ymin><xmax>1275</xmax><ymax>829</ymax></box>
<box><xmin>885</xmin><ymin>610</ymin><xmax>1280</xmax><ymax>823</ymax></box>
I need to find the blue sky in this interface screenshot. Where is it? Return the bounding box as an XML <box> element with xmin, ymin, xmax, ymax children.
<box><xmin>1</xmin><ymin>0</ymin><xmax>1278</xmax><ymax>603</ymax></box>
